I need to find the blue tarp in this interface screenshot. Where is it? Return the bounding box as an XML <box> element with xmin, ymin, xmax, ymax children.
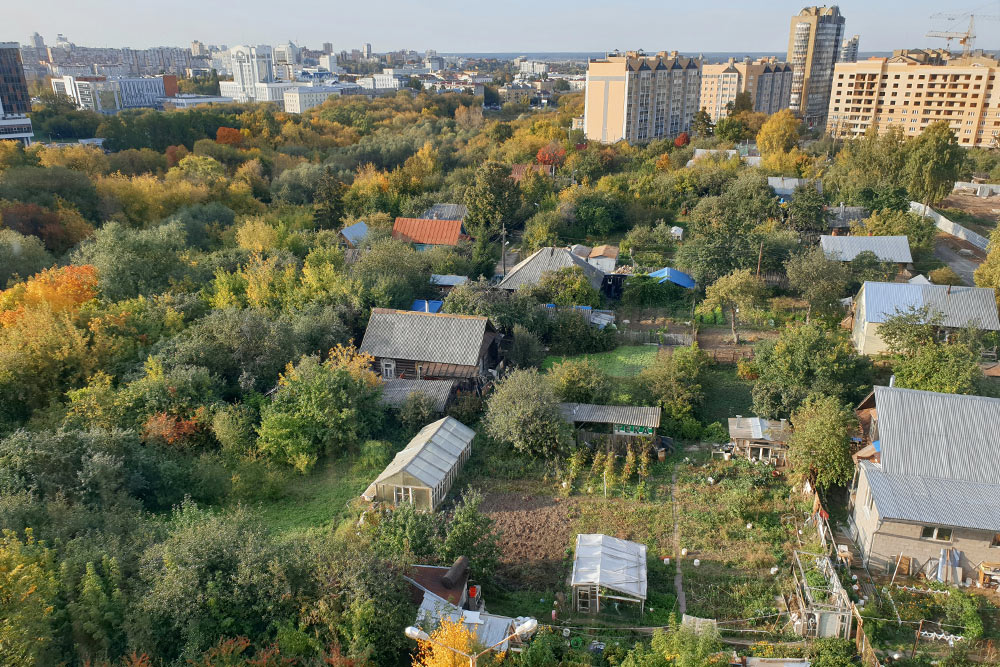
<box><xmin>647</xmin><ymin>267</ymin><xmax>696</xmax><ymax>289</ymax></box>
<box><xmin>872</xmin><ymin>440</ymin><xmax>881</xmax><ymax>452</ymax></box>
<box><xmin>411</xmin><ymin>300</ymin><xmax>443</xmax><ymax>313</ymax></box>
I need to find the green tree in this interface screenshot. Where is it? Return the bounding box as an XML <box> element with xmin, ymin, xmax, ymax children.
<box><xmin>894</xmin><ymin>341</ymin><xmax>984</xmax><ymax>395</ymax></box>
<box><xmin>0</xmin><ymin>229</ymin><xmax>53</xmax><ymax>287</ymax></box>
<box><xmin>785</xmin><ymin>246</ymin><xmax>851</xmax><ymax>322</ymax></box>
<box><xmin>729</xmin><ymin>91</ymin><xmax>755</xmax><ymax>115</ymax></box>
<box><xmin>715</xmin><ymin>116</ymin><xmax>748</xmax><ymax>143</ymax></box>
<box><xmin>751</xmin><ymin>324</ymin><xmax>872</xmax><ymax>418</ymax></box>
<box><xmin>257</xmin><ymin>348</ymin><xmax>384</xmax><ymax>472</ymax></box>
<box><xmin>350</xmin><ymin>238</ymin><xmax>431</xmax><ymax>309</ymax></box>
<box><xmin>690</xmin><ymin>109</ymin><xmax>714</xmax><ymax>138</ymax></box>
<box><xmin>788</xmin><ymin>395</ymin><xmax>857</xmax><ymax>490</ymax></box>
<box><xmin>508</xmin><ymin>324</ymin><xmax>545</xmax><ymax>368</ymax></box>
<box><xmin>484</xmin><ymin>368</ymin><xmax>572</xmax><ymax>459</ymax></box>
<box><xmin>531</xmin><ymin>266</ymin><xmax>601</xmax><ymax>307</ymax></box>
<box><xmin>312</xmin><ymin>169</ymin><xmax>347</xmax><ymax>229</ymax></box>
<box><xmin>639</xmin><ymin>343</ymin><xmax>709</xmax><ymax>421</ymax></box>
<box><xmin>905</xmin><ymin>121</ymin><xmax>965</xmax><ymax>210</ymax></box>
<box><xmin>849</xmin><ymin>250</ymin><xmax>898</xmax><ymax>287</ymax></box>
<box><xmin>786</xmin><ymin>182</ymin><xmax>827</xmax><ymax>233</ymax></box>
<box><xmin>0</xmin><ymin>529</ymin><xmax>58</xmax><ymax>667</ymax></box>
<box><xmin>441</xmin><ymin>488</ymin><xmax>502</xmax><ymax>584</ymax></box>
<box><xmin>464</xmin><ymin>160</ymin><xmax>520</xmax><ymax>239</ymax></box>
<box><xmin>548</xmin><ymin>358</ymin><xmax>611</xmax><ymax>404</ymax></box>
<box><xmin>975</xmin><ymin>226</ymin><xmax>1000</xmax><ymax>308</ymax></box>
<box><xmin>697</xmin><ymin>269</ymin><xmax>765</xmax><ymax>343</ymax></box>
<box><xmin>850</xmin><ymin>208</ymin><xmax>935</xmax><ymax>255</ymax></box>
<box><xmin>823</xmin><ymin>126</ymin><xmax>910</xmax><ymax>211</ymax></box>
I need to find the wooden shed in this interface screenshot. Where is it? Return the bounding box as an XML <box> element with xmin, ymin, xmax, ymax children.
<box><xmin>362</xmin><ymin>417</ymin><xmax>475</xmax><ymax>511</ymax></box>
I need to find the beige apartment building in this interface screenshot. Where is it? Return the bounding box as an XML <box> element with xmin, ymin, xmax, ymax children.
<box><xmin>584</xmin><ymin>51</ymin><xmax>701</xmax><ymax>144</ymax></box>
<box><xmin>699</xmin><ymin>57</ymin><xmax>793</xmax><ymax>121</ymax></box>
<box><xmin>826</xmin><ymin>50</ymin><xmax>1000</xmax><ymax>148</ymax></box>
<box><xmin>788</xmin><ymin>5</ymin><xmax>846</xmax><ymax>126</ymax></box>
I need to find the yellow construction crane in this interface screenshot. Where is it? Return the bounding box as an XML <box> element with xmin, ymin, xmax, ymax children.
<box><xmin>927</xmin><ymin>11</ymin><xmax>1000</xmax><ymax>56</ymax></box>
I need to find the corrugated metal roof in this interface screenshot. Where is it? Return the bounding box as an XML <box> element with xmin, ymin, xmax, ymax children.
<box><xmin>421</xmin><ymin>203</ymin><xmax>468</xmax><ymax>221</ymax></box>
<box><xmin>372</xmin><ymin>417</ymin><xmax>475</xmax><ymax>488</ymax></box>
<box><xmin>768</xmin><ymin>176</ymin><xmax>819</xmax><ymax>197</ymax></box>
<box><xmin>416</xmin><ymin>591</ymin><xmax>516</xmax><ymax>652</ymax></box>
<box><xmin>497</xmin><ymin>247</ymin><xmax>605</xmax><ymax>291</ymax></box>
<box><xmin>392</xmin><ymin>217</ymin><xmax>465</xmax><ymax>246</ymax></box>
<box><xmin>381</xmin><ymin>378</ymin><xmax>455</xmax><ymax>412</ymax></box>
<box><xmin>728</xmin><ymin>416</ymin><xmax>791</xmax><ymax>443</ymax></box>
<box><xmin>359</xmin><ymin>309</ymin><xmax>491</xmax><ymax>367</ymax></box>
<box><xmin>860</xmin><ymin>282</ymin><xmax>1000</xmax><ymax>329</ymax></box>
<box><xmin>873</xmin><ymin>386</ymin><xmax>1000</xmax><ymax>485</ymax></box>
<box><xmin>430</xmin><ymin>274</ymin><xmax>469</xmax><ymax>287</ymax></box>
<box><xmin>820</xmin><ymin>235</ymin><xmax>913</xmax><ymax>263</ymax></box>
<box><xmin>559</xmin><ymin>403</ymin><xmax>661</xmax><ymax>428</ymax></box>
<box><xmin>571</xmin><ymin>534</ymin><xmax>647</xmax><ymax>600</ymax></box>
<box><xmin>862</xmin><ymin>461</ymin><xmax>1000</xmax><ymax>532</ymax></box>
<box><xmin>339</xmin><ymin>221</ymin><xmax>369</xmax><ymax>247</ymax></box>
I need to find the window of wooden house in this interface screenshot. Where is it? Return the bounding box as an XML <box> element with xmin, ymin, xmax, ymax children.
<box><xmin>380</xmin><ymin>359</ymin><xmax>396</xmax><ymax>379</ymax></box>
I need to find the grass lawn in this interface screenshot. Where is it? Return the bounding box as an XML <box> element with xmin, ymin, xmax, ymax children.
<box><xmin>255</xmin><ymin>456</ymin><xmax>374</xmax><ymax>536</ymax></box>
<box><xmin>541</xmin><ymin>345</ymin><xmax>659</xmax><ymax>377</ymax></box>
<box><xmin>698</xmin><ymin>365</ymin><xmax>753</xmax><ymax>426</ymax></box>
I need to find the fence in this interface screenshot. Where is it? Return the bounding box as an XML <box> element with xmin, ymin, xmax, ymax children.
<box><xmin>954</xmin><ymin>181</ymin><xmax>1000</xmax><ymax>197</ymax></box>
<box><xmin>705</xmin><ymin>348</ymin><xmax>753</xmax><ymax>363</ymax></box>
<box><xmin>853</xmin><ymin>605</ymin><xmax>884</xmax><ymax>667</ymax></box>
<box><xmin>909</xmin><ymin>201</ymin><xmax>989</xmax><ymax>250</ymax></box>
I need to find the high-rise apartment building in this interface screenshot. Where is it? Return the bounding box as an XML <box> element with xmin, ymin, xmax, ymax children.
<box><xmin>699</xmin><ymin>57</ymin><xmax>793</xmax><ymax>121</ymax></box>
<box><xmin>220</xmin><ymin>44</ymin><xmax>297</xmax><ymax>105</ymax></box>
<box><xmin>191</xmin><ymin>40</ymin><xmax>207</xmax><ymax>57</ymax></box>
<box><xmin>363</xmin><ymin>43</ymin><xmax>373</xmax><ymax>59</ymax></box>
<box><xmin>30</xmin><ymin>32</ymin><xmax>45</xmax><ymax>50</ymax></box>
<box><xmin>840</xmin><ymin>35</ymin><xmax>860</xmax><ymax>63</ymax></box>
<box><xmin>322</xmin><ymin>42</ymin><xmax>333</xmax><ymax>55</ymax></box>
<box><xmin>584</xmin><ymin>51</ymin><xmax>701</xmax><ymax>144</ymax></box>
<box><xmin>788</xmin><ymin>5</ymin><xmax>846</xmax><ymax>126</ymax></box>
<box><xmin>0</xmin><ymin>42</ymin><xmax>34</xmax><ymax>145</ymax></box>
<box><xmin>826</xmin><ymin>51</ymin><xmax>1000</xmax><ymax>148</ymax></box>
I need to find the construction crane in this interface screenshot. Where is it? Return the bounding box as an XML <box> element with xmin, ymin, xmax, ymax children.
<box><xmin>926</xmin><ymin>10</ymin><xmax>1000</xmax><ymax>57</ymax></box>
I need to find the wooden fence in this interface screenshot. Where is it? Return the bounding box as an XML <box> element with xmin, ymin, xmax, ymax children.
<box><xmin>853</xmin><ymin>605</ymin><xmax>884</xmax><ymax>667</ymax></box>
<box><xmin>705</xmin><ymin>348</ymin><xmax>753</xmax><ymax>363</ymax></box>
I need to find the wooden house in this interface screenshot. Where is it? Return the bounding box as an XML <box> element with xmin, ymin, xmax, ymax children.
<box><xmin>359</xmin><ymin>309</ymin><xmax>499</xmax><ymax>384</ymax></box>
<box><xmin>392</xmin><ymin>217</ymin><xmax>469</xmax><ymax>250</ymax></box>
<box><xmin>727</xmin><ymin>415</ymin><xmax>792</xmax><ymax>466</ymax></box>
<box><xmin>362</xmin><ymin>417</ymin><xmax>474</xmax><ymax>511</ymax></box>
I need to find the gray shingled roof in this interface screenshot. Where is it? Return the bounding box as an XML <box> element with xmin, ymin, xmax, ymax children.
<box><xmin>498</xmin><ymin>247</ymin><xmax>605</xmax><ymax>291</ymax></box>
<box><xmin>381</xmin><ymin>378</ymin><xmax>455</xmax><ymax>412</ymax></box>
<box><xmin>821</xmin><ymin>235</ymin><xmax>912</xmax><ymax>263</ymax></box>
<box><xmin>859</xmin><ymin>282</ymin><xmax>1000</xmax><ymax>329</ymax></box>
<box><xmin>360</xmin><ymin>309</ymin><xmax>491</xmax><ymax>367</ymax></box>
<box><xmin>372</xmin><ymin>417</ymin><xmax>475</xmax><ymax>488</ymax></box>
<box><xmin>559</xmin><ymin>403</ymin><xmax>661</xmax><ymax>428</ymax></box>
<box><xmin>862</xmin><ymin>461</ymin><xmax>1000</xmax><ymax>532</ymax></box>
<box><xmin>422</xmin><ymin>203</ymin><xmax>468</xmax><ymax>221</ymax></box>
<box><xmin>873</xmin><ymin>386</ymin><xmax>1000</xmax><ymax>485</ymax></box>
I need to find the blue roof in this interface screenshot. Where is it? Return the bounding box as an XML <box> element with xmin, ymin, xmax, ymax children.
<box><xmin>340</xmin><ymin>221</ymin><xmax>369</xmax><ymax>247</ymax></box>
<box><xmin>873</xmin><ymin>439</ymin><xmax>881</xmax><ymax>452</ymax></box>
<box><xmin>647</xmin><ymin>267</ymin><xmax>696</xmax><ymax>289</ymax></box>
<box><xmin>411</xmin><ymin>299</ymin><xmax>443</xmax><ymax>313</ymax></box>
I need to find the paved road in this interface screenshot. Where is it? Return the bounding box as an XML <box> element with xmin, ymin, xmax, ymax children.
<box><xmin>933</xmin><ymin>236</ymin><xmax>984</xmax><ymax>286</ymax></box>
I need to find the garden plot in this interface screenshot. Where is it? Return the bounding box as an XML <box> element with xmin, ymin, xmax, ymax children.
<box><xmin>673</xmin><ymin>456</ymin><xmax>810</xmax><ymax>623</ymax></box>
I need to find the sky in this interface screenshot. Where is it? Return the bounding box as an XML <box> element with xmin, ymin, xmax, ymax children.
<box><xmin>7</xmin><ymin>0</ymin><xmax>1000</xmax><ymax>54</ymax></box>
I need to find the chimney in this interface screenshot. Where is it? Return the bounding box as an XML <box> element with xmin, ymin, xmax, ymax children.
<box><xmin>947</xmin><ymin>284</ymin><xmax>952</xmax><ymax>295</ymax></box>
<box><xmin>442</xmin><ymin>556</ymin><xmax>469</xmax><ymax>589</ymax></box>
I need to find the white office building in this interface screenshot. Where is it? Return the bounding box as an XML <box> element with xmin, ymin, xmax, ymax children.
<box><xmin>113</xmin><ymin>76</ymin><xmax>168</xmax><ymax>108</ymax></box>
<box><xmin>283</xmin><ymin>83</ymin><xmax>361</xmax><ymax>113</ymax></box>
<box><xmin>225</xmin><ymin>44</ymin><xmax>274</xmax><ymax>100</ymax></box>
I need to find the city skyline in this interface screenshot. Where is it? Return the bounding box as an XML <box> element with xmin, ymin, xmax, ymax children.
<box><xmin>8</xmin><ymin>0</ymin><xmax>1000</xmax><ymax>54</ymax></box>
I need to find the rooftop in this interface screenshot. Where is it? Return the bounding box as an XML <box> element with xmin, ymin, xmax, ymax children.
<box><xmin>380</xmin><ymin>378</ymin><xmax>455</xmax><ymax>412</ymax></box>
<box><xmin>728</xmin><ymin>416</ymin><xmax>792</xmax><ymax>443</ymax></box>
<box><xmin>392</xmin><ymin>217</ymin><xmax>466</xmax><ymax>246</ymax></box>
<box><xmin>859</xmin><ymin>281</ymin><xmax>1000</xmax><ymax>329</ymax></box>
<box><xmin>370</xmin><ymin>416</ymin><xmax>475</xmax><ymax>490</ymax></box>
<box><xmin>498</xmin><ymin>247</ymin><xmax>605</xmax><ymax>291</ymax></box>
<box><xmin>559</xmin><ymin>403</ymin><xmax>661</xmax><ymax>428</ymax></box>
<box><xmin>820</xmin><ymin>235</ymin><xmax>912</xmax><ymax>264</ymax></box>
<box><xmin>571</xmin><ymin>534</ymin><xmax>647</xmax><ymax>600</ymax></box>
<box><xmin>359</xmin><ymin>308</ymin><xmax>493</xmax><ymax>367</ymax></box>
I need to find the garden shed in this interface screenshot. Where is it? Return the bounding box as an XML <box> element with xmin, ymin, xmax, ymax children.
<box><xmin>571</xmin><ymin>534</ymin><xmax>647</xmax><ymax>614</ymax></box>
<box><xmin>560</xmin><ymin>403</ymin><xmax>661</xmax><ymax>449</ymax></box>
<box><xmin>362</xmin><ymin>416</ymin><xmax>475</xmax><ymax>511</ymax></box>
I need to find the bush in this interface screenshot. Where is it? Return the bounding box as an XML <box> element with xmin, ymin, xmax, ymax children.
<box><xmin>929</xmin><ymin>266</ymin><xmax>963</xmax><ymax>286</ymax></box>
<box><xmin>399</xmin><ymin>391</ymin><xmax>438</xmax><ymax>431</ymax></box>
<box><xmin>359</xmin><ymin>440</ymin><xmax>393</xmax><ymax>472</ymax></box>
<box><xmin>447</xmin><ymin>393</ymin><xmax>483</xmax><ymax>425</ymax></box>
<box><xmin>702</xmin><ymin>422</ymin><xmax>728</xmax><ymax>443</ymax></box>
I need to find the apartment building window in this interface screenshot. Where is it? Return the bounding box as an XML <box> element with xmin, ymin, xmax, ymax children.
<box><xmin>921</xmin><ymin>526</ymin><xmax>952</xmax><ymax>542</ymax></box>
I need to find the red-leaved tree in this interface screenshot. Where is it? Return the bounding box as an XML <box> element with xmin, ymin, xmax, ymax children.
<box><xmin>674</xmin><ymin>132</ymin><xmax>690</xmax><ymax>148</ymax></box>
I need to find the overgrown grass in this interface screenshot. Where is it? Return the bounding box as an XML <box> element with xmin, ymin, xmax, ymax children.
<box><xmin>255</xmin><ymin>456</ymin><xmax>374</xmax><ymax>536</ymax></box>
<box><xmin>542</xmin><ymin>345</ymin><xmax>659</xmax><ymax>377</ymax></box>
<box><xmin>698</xmin><ymin>365</ymin><xmax>753</xmax><ymax>425</ymax></box>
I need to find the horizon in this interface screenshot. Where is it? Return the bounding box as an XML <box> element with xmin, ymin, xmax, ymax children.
<box><xmin>9</xmin><ymin>0</ymin><xmax>1000</xmax><ymax>54</ymax></box>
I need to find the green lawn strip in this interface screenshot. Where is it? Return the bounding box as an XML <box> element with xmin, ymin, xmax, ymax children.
<box><xmin>541</xmin><ymin>345</ymin><xmax>659</xmax><ymax>377</ymax></box>
<box><xmin>697</xmin><ymin>365</ymin><xmax>753</xmax><ymax>425</ymax></box>
<box><xmin>255</xmin><ymin>456</ymin><xmax>374</xmax><ymax>536</ymax></box>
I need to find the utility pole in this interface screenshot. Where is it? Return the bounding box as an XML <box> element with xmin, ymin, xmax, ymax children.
<box><xmin>500</xmin><ymin>224</ymin><xmax>507</xmax><ymax>276</ymax></box>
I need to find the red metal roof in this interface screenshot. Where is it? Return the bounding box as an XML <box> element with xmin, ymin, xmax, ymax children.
<box><xmin>392</xmin><ymin>217</ymin><xmax>466</xmax><ymax>246</ymax></box>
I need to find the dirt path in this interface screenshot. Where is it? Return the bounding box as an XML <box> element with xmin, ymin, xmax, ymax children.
<box><xmin>933</xmin><ymin>234</ymin><xmax>985</xmax><ymax>286</ymax></box>
<box><xmin>671</xmin><ymin>466</ymin><xmax>686</xmax><ymax>615</ymax></box>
